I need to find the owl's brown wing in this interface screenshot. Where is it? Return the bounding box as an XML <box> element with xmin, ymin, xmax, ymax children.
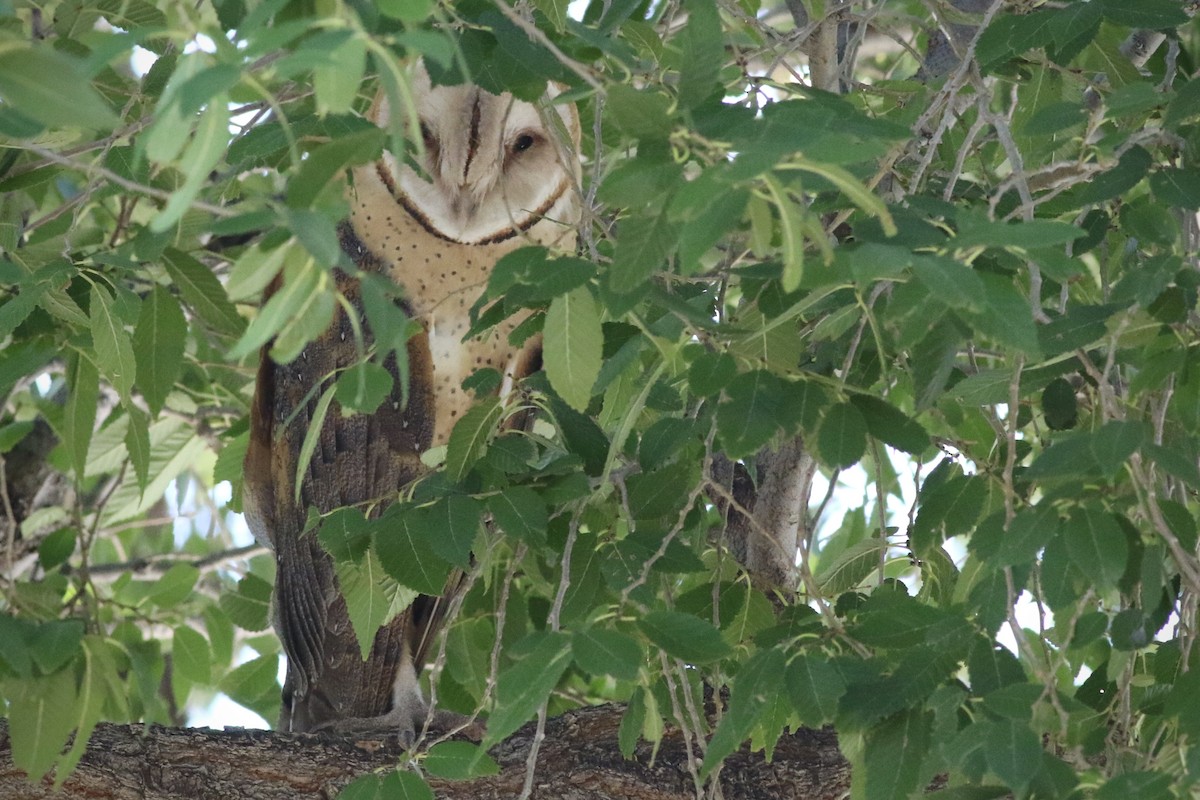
<box><xmin>243</xmin><ymin>236</ymin><xmax>444</xmax><ymax>731</ymax></box>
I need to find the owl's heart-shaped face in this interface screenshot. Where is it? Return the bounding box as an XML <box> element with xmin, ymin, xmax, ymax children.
<box><xmin>369</xmin><ymin>64</ymin><xmax>581</xmax><ymax>246</ymax></box>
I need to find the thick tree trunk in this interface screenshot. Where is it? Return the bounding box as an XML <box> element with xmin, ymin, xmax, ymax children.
<box><xmin>0</xmin><ymin>707</ymin><xmax>849</xmax><ymax>800</ymax></box>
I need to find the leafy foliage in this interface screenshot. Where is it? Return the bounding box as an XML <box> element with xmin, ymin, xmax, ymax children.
<box><xmin>2</xmin><ymin>0</ymin><xmax>1200</xmax><ymax>798</ymax></box>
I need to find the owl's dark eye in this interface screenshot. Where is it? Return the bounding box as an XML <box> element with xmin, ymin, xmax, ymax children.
<box><xmin>512</xmin><ymin>133</ymin><xmax>538</xmax><ymax>153</ymax></box>
<box><xmin>419</xmin><ymin>121</ymin><xmax>437</xmax><ymax>150</ymax></box>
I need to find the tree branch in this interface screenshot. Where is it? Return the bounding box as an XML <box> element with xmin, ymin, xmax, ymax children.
<box><xmin>0</xmin><ymin>709</ymin><xmax>849</xmax><ymax>800</ymax></box>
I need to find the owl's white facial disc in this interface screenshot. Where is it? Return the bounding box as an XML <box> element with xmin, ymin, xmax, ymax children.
<box><xmin>371</xmin><ymin>64</ymin><xmax>580</xmax><ymax>246</ymax></box>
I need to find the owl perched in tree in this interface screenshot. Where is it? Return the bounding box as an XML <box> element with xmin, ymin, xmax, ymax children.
<box><xmin>243</xmin><ymin>64</ymin><xmax>581</xmax><ymax>739</ymax></box>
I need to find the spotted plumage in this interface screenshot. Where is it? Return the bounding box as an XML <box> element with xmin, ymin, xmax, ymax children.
<box><xmin>243</xmin><ymin>63</ymin><xmax>580</xmax><ymax>738</ymax></box>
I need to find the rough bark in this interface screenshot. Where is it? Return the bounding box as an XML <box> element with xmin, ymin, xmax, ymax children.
<box><xmin>0</xmin><ymin>707</ymin><xmax>849</xmax><ymax>800</ymax></box>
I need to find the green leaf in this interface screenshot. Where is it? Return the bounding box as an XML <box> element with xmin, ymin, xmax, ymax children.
<box><xmin>816</xmin><ymin>402</ymin><xmax>868</xmax><ymax>469</ymax></box>
<box><xmin>638</xmin><ymin>610</ymin><xmax>731</xmax><ymax>664</ymax></box>
<box><xmin>334</xmin><ymin>361</ymin><xmax>394</xmax><ymax>417</ymax></box>
<box><xmin>544</xmin><ymin>286</ymin><xmax>602</xmax><ymax>411</ymax></box>
<box><xmin>287</xmin><ymin>127</ymin><xmax>384</xmax><ymax>208</ymax></box>
<box><xmin>132</xmin><ymin>285</ymin><xmax>187</xmax><ymax>416</ymax></box>
<box><xmin>148</xmin><ymin>563</ymin><xmax>200</xmax><ymax>609</ymax></box>
<box><xmin>1096</xmin><ymin>0</ymin><xmax>1189</xmax><ymax>27</ymax></box>
<box><xmin>338</xmin><ymin>774</ymin><xmax>382</xmax><ymax>800</ymax></box>
<box><xmin>445</xmin><ymin>396</ymin><xmax>502</xmax><ymax>483</ymax></box>
<box><xmin>90</xmin><ymin>285</ymin><xmax>136</xmax><ymax>402</ymax></box>
<box><xmin>152</xmin><ymin>99</ymin><xmax>230</xmax><ymax>233</ymax></box>
<box><xmin>173</xmin><ymin>626</ymin><xmax>212</xmax><ymax>684</ymax></box>
<box><xmin>626</xmin><ymin>462</ymin><xmax>694</xmax><ymax>521</ymax></box>
<box><xmin>425</xmin><ymin>496</ymin><xmax>481</xmax><ymax>569</ymax></box>
<box><xmin>1026</xmin><ymin>421</ymin><xmax>1146</xmax><ymax>482</ymax></box>
<box><xmin>702</xmin><ymin>647</ymin><xmax>787</xmax><ymax>777</ymax></box>
<box><xmin>717</xmin><ymin>369</ymin><xmax>783</xmax><ymax>459</ymax></box>
<box><xmin>318</xmin><ymin>507</ymin><xmax>372</xmax><ymax>563</ymax></box>
<box><xmin>861</xmin><ymin>709</ymin><xmax>931</xmax><ymax>800</ymax></box>
<box><xmin>38</xmin><ymin>528</ymin><xmax>76</xmax><ymax>572</ymax></box>
<box><xmin>65</xmin><ymin>352</ymin><xmax>100</xmax><ymax>482</ymax></box>
<box><xmin>124</xmin><ymin>405</ymin><xmax>152</xmax><ymax>491</ymax></box>
<box><xmin>488</xmin><ymin>486</ymin><xmax>548</xmax><ymax>546</ymax></box>
<box><xmin>220</xmin><ymin>573</ymin><xmax>273</xmax><ymax>632</ymax></box>
<box><xmin>815</xmin><ymin>537</ymin><xmax>888</xmax><ymax>593</ymax></box>
<box><xmin>984</xmin><ymin>720</ymin><xmax>1043</xmax><ymax>792</ymax></box>
<box><xmin>0</xmin><ymin>47</ymin><xmax>118</xmax><ymax>131</ymax></box>
<box><xmin>609</xmin><ymin>210</ymin><xmax>678</xmax><ymax>294</ymax></box>
<box><xmin>572</xmin><ymin>628</ymin><xmax>644</xmax><ymax>681</ymax></box>
<box><xmin>606</xmin><ymin>85</ymin><xmax>673</xmax><ymax>139</ymax></box>
<box><xmin>850</xmin><ymin>395</ymin><xmax>929</xmax><ymax>455</ymax></box>
<box><xmin>424</xmin><ymin>741</ymin><xmax>500</xmax><ymax>780</ymax></box>
<box><xmin>1062</xmin><ymin>507</ymin><xmax>1128</xmax><ymax>592</ymax></box>
<box><xmin>219</xmin><ymin>654</ymin><xmax>281</xmax><ymax>721</ymax></box>
<box><xmin>1150</xmin><ymin>168</ymin><xmax>1200</xmax><ymax>210</ymax></box>
<box><xmin>1095</xmin><ymin>772</ymin><xmax>1174</xmax><ymax>800</ymax></box>
<box><xmin>27</xmin><ymin>620</ymin><xmax>84</xmax><ymax>676</ymax></box>
<box><xmin>162</xmin><ymin>248</ymin><xmax>245</xmax><ymax>336</ymax></box>
<box><xmin>379</xmin><ymin>768</ymin><xmax>435</xmax><ymax>800</ymax></box>
<box><xmin>377</xmin><ymin>0</ymin><xmax>434</xmax><ymax>21</ymax></box>
<box><xmin>787</xmin><ymin>652</ymin><xmax>847</xmax><ymax>728</ymax></box>
<box><xmin>482</xmin><ymin>632</ymin><xmax>573</xmax><ymax>747</ymax></box>
<box><xmin>8</xmin><ymin>670</ymin><xmax>78</xmax><ymax>780</ymax></box>
<box><xmin>293</xmin><ymin>383</ymin><xmax>336</xmax><ymax>503</ymax></box>
<box><xmin>374</xmin><ymin>506</ymin><xmax>454</xmax><ymax>595</ymax></box>
<box><xmin>314</xmin><ymin>33</ymin><xmax>367</xmax><ymax>117</ymax></box>
<box><xmin>335</xmin><ymin>549</ymin><xmax>395</xmax><ymax>660</ymax></box>
<box><xmin>677</xmin><ymin>0</ymin><xmax>722</xmax><ymax>109</ymax></box>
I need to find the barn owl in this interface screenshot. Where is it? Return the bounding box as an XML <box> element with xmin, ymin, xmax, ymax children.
<box><xmin>243</xmin><ymin>63</ymin><xmax>581</xmax><ymax>739</ymax></box>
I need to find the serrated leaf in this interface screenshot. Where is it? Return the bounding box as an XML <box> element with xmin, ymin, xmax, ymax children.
<box><xmin>218</xmin><ymin>654</ymin><xmax>281</xmax><ymax>720</ymax></box>
<box><xmin>335</xmin><ymin>548</ymin><xmax>391</xmax><ymax>660</ymax></box>
<box><xmin>816</xmin><ymin>402</ymin><xmax>867</xmax><ymax>469</ymax></box>
<box><xmin>133</xmin><ymin>285</ymin><xmax>187</xmax><ymax>416</ymax></box>
<box><xmin>609</xmin><ymin>210</ymin><xmax>678</xmax><ymax>293</ymax></box>
<box><xmin>1062</xmin><ymin>507</ymin><xmax>1128</xmax><ymax>592</ymax></box>
<box><xmin>148</xmin><ymin>563</ymin><xmax>200</xmax><ymax>609</ymax></box>
<box><xmin>862</xmin><ymin>709</ymin><xmax>931</xmax><ymax>800</ymax></box>
<box><xmin>173</xmin><ymin>626</ymin><xmax>212</xmax><ymax>684</ymax></box>
<box><xmin>8</xmin><ymin>670</ymin><xmax>78</xmax><ymax>781</ymax></box>
<box><xmin>815</xmin><ymin>537</ymin><xmax>888</xmax><ymax>593</ymax></box>
<box><xmin>428</xmin><ymin>495</ymin><xmax>481</xmax><ymax>569</ymax></box>
<box><xmin>482</xmin><ymin>632</ymin><xmax>572</xmax><ymax>748</ymax></box>
<box><xmin>488</xmin><ymin>486</ymin><xmax>548</xmax><ymax>545</ymax></box>
<box><xmin>544</xmin><ymin>286</ymin><xmax>602</xmax><ymax>411</ymax></box>
<box><xmin>446</xmin><ymin>396</ymin><xmax>502</xmax><ymax>483</ymax></box>
<box><xmin>850</xmin><ymin>395</ymin><xmax>929</xmax><ymax>455</ymax></box>
<box><xmin>220</xmin><ymin>573</ymin><xmax>273</xmax><ymax>631</ymax></box>
<box><xmin>313</xmin><ymin>34</ymin><xmax>366</xmax><ymax>117</ymax></box>
<box><xmin>334</xmin><ymin>361</ymin><xmax>394</xmax><ymax>416</ymax></box>
<box><xmin>424</xmin><ymin>741</ymin><xmax>500</xmax><ymax>779</ymax></box>
<box><xmin>717</xmin><ymin>369</ymin><xmax>783</xmax><ymax>459</ymax></box>
<box><xmin>90</xmin><ymin>285</ymin><xmax>136</xmax><ymax>402</ymax></box>
<box><xmin>984</xmin><ymin>719</ymin><xmax>1043</xmax><ymax>792</ymax></box>
<box><xmin>701</xmin><ymin>647</ymin><xmax>787</xmax><ymax>778</ymax></box>
<box><xmin>638</xmin><ymin>610</ymin><xmax>731</xmax><ymax>664</ymax></box>
<box><xmin>380</xmin><ymin>769</ymin><xmax>435</xmax><ymax>800</ymax></box>
<box><xmin>162</xmin><ymin>248</ymin><xmax>245</xmax><ymax>336</ymax></box>
<box><xmin>124</xmin><ymin>405</ymin><xmax>151</xmax><ymax>491</ymax></box>
<box><xmin>65</xmin><ymin>352</ymin><xmax>99</xmax><ymax>481</ymax></box>
<box><xmin>0</xmin><ymin>47</ymin><xmax>118</xmax><ymax>131</ymax></box>
<box><xmin>318</xmin><ymin>507</ymin><xmax>371</xmax><ymax>563</ymax></box>
<box><xmin>572</xmin><ymin>628</ymin><xmax>643</xmax><ymax>681</ymax></box>
<box><xmin>152</xmin><ymin>99</ymin><xmax>230</xmax><ymax>232</ymax></box>
<box><xmin>374</xmin><ymin>506</ymin><xmax>453</xmax><ymax>595</ymax></box>
<box><xmin>677</xmin><ymin>0</ymin><xmax>722</xmax><ymax>109</ymax></box>
<box><xmin>787</xmin><ymin>653</ymin><xmax>847</xmax><ymax>727</ymax></box>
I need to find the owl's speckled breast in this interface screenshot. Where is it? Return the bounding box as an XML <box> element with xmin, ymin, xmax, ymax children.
<box><xmin>348</xmin><ymin>162</ymin><xmax>574</xmax><ymax>446</ymax></box>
